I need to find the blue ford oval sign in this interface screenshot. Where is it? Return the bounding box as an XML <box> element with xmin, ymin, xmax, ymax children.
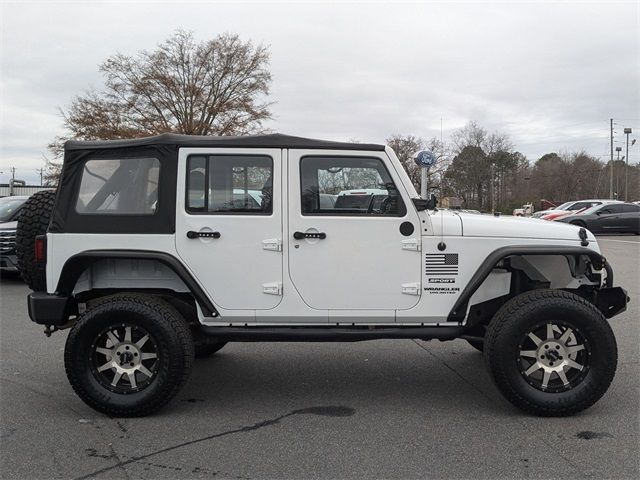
<box><xmin>414</xmin><ymin>150</ymin><xmax>437</xmax><ymax>168</ymax></box>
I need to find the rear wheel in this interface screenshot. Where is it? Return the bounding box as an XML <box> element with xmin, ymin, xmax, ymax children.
<box><xmin>64</xmin><ymin>294</ymin><xmax>194</xmax><ymax>416</ymax></box>
<box><xmin>484</xmin><ymin>289</ymin><xmax>617</xmax><ymax>416</ymax></box>
<box><xmin>16</xmin><ymin>190</ymin><xmax>56</xmax><ymax>291</ymax></box>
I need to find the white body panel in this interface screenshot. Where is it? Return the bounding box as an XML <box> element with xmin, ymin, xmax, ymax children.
<box><xmin>287</xmin><ymin>149</ymin><xmax>422</xmax><ymax>314</ymax></box>
<box><xmin>45</xmin><ymin>145</ymin><xmax>604</xmax><ymax>327</ymax></box>
<box><xmin>174</xmin><ymin>148</ymin><xmax>283</xmax><ymax>311</ymax></box>
<box><xmin>46</xmin><ymin>234</ymin><xmax>179</xmax><ymax>295</ymax></box>
<box><xmin>460</xmin><ymin>213</ymin><xmax>598</xmax><ymax>242</ymax></box>
<box><xmin>396</xmin><ymin>233</ymin><xmax>600</xmax><ymax>324</ymax></box>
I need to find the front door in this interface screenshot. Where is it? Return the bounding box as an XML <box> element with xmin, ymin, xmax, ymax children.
<box><xmin>287</xmin><ymin>150</ymin><xmax>422</xmax><ymax>316</ymax></box>
<box><xmin>175</xmin><ymin>148</ymin><xmax>283</xmax><ymax>311</ymax></box>
<box><xmin>597</xmin><ymin>204</ymin><xmax>626</xmax><ymax>232</ymax></box>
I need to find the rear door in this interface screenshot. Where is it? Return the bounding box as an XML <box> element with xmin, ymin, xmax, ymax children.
<box><xmin>287</xmin><ymin>150</ymin><xmax>422</xmax><ymax>318</ymax></box>
<box><xmin>175</xmin><ymin>148</ymin><xmax>283</xmax><ymax>311</ymax></box>
<box><xmin>621</xmin><ymin>204</ymin><xmax>640</xmax><ymax>232</ymax></box>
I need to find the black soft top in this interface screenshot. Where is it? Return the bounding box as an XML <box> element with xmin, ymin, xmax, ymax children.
<box><xmin>52</xmin><ymin>133</ymin><xmax>385</xmax><ymax>235</ymax></box>
<box><xmin>64</xmin><ymin>133</ymin><xmax>385</xmax><ymax>152</ymax></box>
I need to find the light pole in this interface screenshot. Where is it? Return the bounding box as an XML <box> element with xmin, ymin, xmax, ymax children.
<box><xmin>610</xmin><ymin>119</ymin><xmax>614</xmax><ymax>199</ymax></box>
<box><xmin>624</xmin><ymin>128</ymin><xmax>632</xmax><ymax>201</ymax></box>
<box><xmin>615</xmin><ymin>147</ymin><xmax>622</xmax><ymax>199</ymax></box>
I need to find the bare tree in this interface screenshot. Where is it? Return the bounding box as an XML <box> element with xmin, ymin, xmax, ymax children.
<box><xmin>451</xmin><ymin>120</ymin><xmax>513</xmax><ymax>155</ymax></box>
<box><xmin>386</xmin><ymin>134</ymin><xmax>447</xmax><ymax>194</ymax></box>
<box><xmin>47</xmin><ymin>30</ymin><xmax>272</xmax><ymax>181</ymax></box>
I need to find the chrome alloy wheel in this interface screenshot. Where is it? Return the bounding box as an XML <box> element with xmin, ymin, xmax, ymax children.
<box><xmin>518</xmin><ymin>322</ymin><xmax>590</xmax><ymax>393</ymax></box>
<box><xmin>90</xmin><ymin>324</ymin><xmax>159</xmax><ymax>394</ymax></box>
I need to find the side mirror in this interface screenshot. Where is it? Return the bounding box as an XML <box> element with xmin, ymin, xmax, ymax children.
<box><xmin>413</xmin><ymin>194</ymin><xmax>438</xmax><ymax>211</ymax></box>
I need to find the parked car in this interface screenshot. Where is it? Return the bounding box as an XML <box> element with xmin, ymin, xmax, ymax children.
<box><xmin>532</xmin><ymin>199</ymin><xmax>619</xmax><ymax>219</ymax></box>
<box><xmin>541</xmin><ymin>208</ymin><xmax>587</xmax><ymax>221</ymax></box>
<box><xmin>18</xmin><ymin>133</ymin><xmax>628</xmax><ymax>417</ymax></box>
<box><xmin>556</xmin><ymin>202</ymin><xmax>640</xmax><ymax>234</ymax></box>
<box><xmin>532</xmin><ymin>201</ymin><xmax>574</xmax><ymax>218</ymax></box>
<box><xmin>0</xmin><ymin>195</ymin><xmax>29</xmax><ymax>271</ymax></box>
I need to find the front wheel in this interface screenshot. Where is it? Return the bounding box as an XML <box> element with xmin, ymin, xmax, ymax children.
<box><xmin>484</xmin><ymin>289</ymin><xmax>617</xmax><ymax>416</ymax></box>
<box><xmin>64</xmin><ymin>294</ymin><xmax>194</xmax><ymax>416</ymax></box>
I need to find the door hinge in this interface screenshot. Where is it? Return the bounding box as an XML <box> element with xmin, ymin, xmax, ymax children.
<box><xmin>262</xmin><ymin>238</ymin><xmax>282</xmax><ymax>252</ymax></box>
<box><xmin>401</xmin><ymin>282</ymin><xmax>421</xmax><ymax>296</ymax></box>
<box><xmin>401</xmin><ymin>238</ymin><xmax>421</xmax><ymax>251</ymax></box>
<box><xmin>262</xmin><ymin>282</ymin><xmax>283</xmax><ymax>295</ymax></box>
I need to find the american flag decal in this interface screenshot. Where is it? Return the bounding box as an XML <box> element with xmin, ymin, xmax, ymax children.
<box><xmin>425</xmin><ymin>253</ymin><xmax>459</xmax><ymax>275</ymax></box>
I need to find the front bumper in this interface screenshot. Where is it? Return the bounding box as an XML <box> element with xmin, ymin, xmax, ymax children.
<box><xmin>595</xmin><ymin>287</ymin><xmax>629</xmax><ymax>319</ymax></box>
<box><xmin>28</xmin><ymin>292</ymin><xmax>77</xmax><ymax>326</ymax></box>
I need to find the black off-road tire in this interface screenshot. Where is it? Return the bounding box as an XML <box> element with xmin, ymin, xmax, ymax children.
<box><xmin>484</xmin><ymin>289</ymin><xmax>617</xmax><ymax>417</ymax></box>
<box><xmin>16</xmin><ymin>189</ymin><xmax>56</xmax><ymax>291</ymax></box>
<box><xmin>64</xmin><ymin>294</ymin><xmax>194</xmax><ymax>417</ymax></box>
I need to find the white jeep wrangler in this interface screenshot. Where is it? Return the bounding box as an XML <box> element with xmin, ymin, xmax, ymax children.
<box><xmin>18</xmin><ymin>134</ymin><xmax>628</xmax><ymax>417</ymax></box>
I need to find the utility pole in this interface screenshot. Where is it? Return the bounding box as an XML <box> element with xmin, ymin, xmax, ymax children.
<box><xmin>624</xmin><ymin>128</ymin><xmax>632</xmax><ymax>201</ymax></box>
<box><xmin>615</xmin><ymin>146</ymin><xmax>622</xmax><ymax>199</ymax></box>
<box><xmin>9</xmin><ymin>167</ymin><xmax>16</xmax><ymax>196</ymax></box>
<box><xmin>610</xmin><ymin>118</ymin><xmax>614</xmax><ymax>199</ymax></box>
<box><xmin>491</xmin><ymin>163</ymin><xmax>496</xmax><ymax>214</ymax></box>
<box><xmin>36</xmin><ymin>167</ymin><xmax>44</xmax><ymax>186</ymax></box>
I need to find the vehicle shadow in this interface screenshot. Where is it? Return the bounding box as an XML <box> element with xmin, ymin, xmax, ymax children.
<box><xmin>0</xmin><ymin>270</ymin><xmax>23</xmax><ymax>283</ymax></box>
<box><xmin>180</xmin><ymin>344</ymin><xmax>512</xmax><ymax>417</ymax></box>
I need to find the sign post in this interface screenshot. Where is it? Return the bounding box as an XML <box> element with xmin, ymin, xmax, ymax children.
<box><xmin>414</xmin><ymin>150</ymin><xmax>437</xmax><ymax>199</ymax></box>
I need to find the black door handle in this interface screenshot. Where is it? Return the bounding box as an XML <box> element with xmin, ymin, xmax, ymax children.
<box><xmin>187</xmin><ymin>230</ymin><xmax>220</xmax><ymax>239</ymax></box>
<box><xmin>293</xmin><ymin>231</ymin><xmax>326</xmax><ymax>240</ymax></box>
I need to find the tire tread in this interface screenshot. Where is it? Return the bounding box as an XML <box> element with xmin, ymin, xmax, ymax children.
<box><xmin>64</xmin><ymin>293</ymin><xmax>194</xmax><ymax>417</ymax></box>
<box><xmin>16</xmin><ymin>190</ymin><xmax>56</xmax><ymax>291</ymax></box>
<box><xmin>484</xmin><ymin>289</ymin><xmax>617</xmax><ymax>417</ymax></box>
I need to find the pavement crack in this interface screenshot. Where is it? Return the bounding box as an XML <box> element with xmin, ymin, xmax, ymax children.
<box><xmin>411</xmin><ymin>340</ymin><xmax>491</xmax><ymax>399</ymax></box>
<box><xmin>0</xmin><ymin>376</ymin><xmax>86</xmax><ymax>417</ymax></box>
<box><xmin>74</xmin><ymin>405</ymin><xmax>353</xmax><ymax>480</ymax></box>
<box><xmin>108</xmin><ymin>444</ymin><xmax>131</xmax><ymax>480</ymax></box>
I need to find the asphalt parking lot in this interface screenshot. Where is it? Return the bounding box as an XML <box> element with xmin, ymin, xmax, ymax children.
<box><xmin>1</xmin><ymin>236</ymin><xmax>638</xmax><ymax>479</ymax></box>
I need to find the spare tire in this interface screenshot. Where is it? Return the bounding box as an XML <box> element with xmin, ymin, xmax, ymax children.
<box><xmin>16</xmin><ymin>190</ymin><xmax>56</xmax><ymax>291</ymax></box>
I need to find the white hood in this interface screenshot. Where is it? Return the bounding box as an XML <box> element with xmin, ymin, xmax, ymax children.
<box><xmin>458</xmin><ymin>213</ymin><xmax>596</xmax><ymax>242</ymax></box>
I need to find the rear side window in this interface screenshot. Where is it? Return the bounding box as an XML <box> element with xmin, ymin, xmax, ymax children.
<box><xmin>300</xmin><ymin>156</ymin><xmax>406</xmax><ymax>216</ymax></box>
<box><xmin>186</xmin><ymin>155</ymin><xmax>273</xmax><ymax>214</ymax></box>
<box><xmin>599</xmin><ymin>204</ymin><xmax>625</xmax><ymax>214</ymax></box>
<box><xmin>76</xmin><ymin>158</ymin><xmax>160</xmax><ymax>214</ymax></box>
<box><xmin>622</xmin><ymin>204</ymin><xmax>640</xmax><ymax>213</ymax></box>
<box><xmin>570</xmin><ymin>201</ymin><xmax>599</xmax><ymax>210</ymax></box>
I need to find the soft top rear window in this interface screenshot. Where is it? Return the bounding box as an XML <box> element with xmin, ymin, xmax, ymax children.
<box><xmin>76</xmin><ymin>158</ymin><xmax>160</xmax><ymax>215</ymax></box>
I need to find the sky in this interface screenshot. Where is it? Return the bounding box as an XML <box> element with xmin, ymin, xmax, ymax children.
<box><xmin>1</xmin><ymin>0</ymin><xmax>638</xmax><ymax>185</ymax></box>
